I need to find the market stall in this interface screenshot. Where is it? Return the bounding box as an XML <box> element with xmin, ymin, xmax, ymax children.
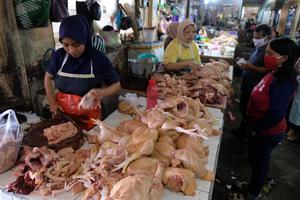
<box><xmin>198</xmin><ymin>30</ymin><xmax>238</xmax><ymax>65</ymax></box>
<box><xmin>0</xmin><ymin>99</ymin><xmax>224</xmax><ymax>200</ymax></box>
<box><xmin>0</xmin><ymin>63</ymin><xmax>233</xmax><ymax>200</ymax></box>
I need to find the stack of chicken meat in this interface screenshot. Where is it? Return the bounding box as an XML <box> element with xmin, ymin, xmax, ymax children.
<box><xmin>6</xmin><ymin>95</ymin><xmax>221</xmax><ymax>200</ymax></box>
<box><xmin>152</xmin><ymin>59</ymin><xmax>232</xmax><ymax>108</ymax></box>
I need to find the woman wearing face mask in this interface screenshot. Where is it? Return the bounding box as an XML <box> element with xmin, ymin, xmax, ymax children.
<box><xmin>232</xmin><ymin>24</ymin><xmax>272</xmax><ymax>138</ymax></box>
<box><xmin>44</xmin><ymin>15</ymin><xmax>121</xmax><ymax>130</ymax></box>
<box><xmin>242</xmin><ymin>38</ymin><xmax>298</xmax><ymax>200</ymax></box>
<box><xmin>163</xmin><ymin>19</ymin><xmax>201</xmax><ymax>72</ymax></box>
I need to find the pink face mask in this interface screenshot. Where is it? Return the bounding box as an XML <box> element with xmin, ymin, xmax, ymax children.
<box><xmin>264</xmin><ymin>55</ymin><xmax>278</xmax><ymax>70</ymax></box>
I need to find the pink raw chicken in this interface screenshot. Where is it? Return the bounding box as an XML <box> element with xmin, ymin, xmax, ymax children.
<box><xmin>162</xmin><ymin>167</ymin><xmax>196</xmax><ymax>195</ymax></box>
<box><xmin>108</xmin><ymin>162</ymin><xmax>165</xmax><ymax>200</ymax></box>
<box><xmin>78</xmin><ymin>90</ymin><xmax>101</xmax><ymax>110</ymax></box>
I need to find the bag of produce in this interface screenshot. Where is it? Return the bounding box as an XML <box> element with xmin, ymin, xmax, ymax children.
<box><xmin>0</xmin><ymin>109</ymin><xmax>23</xmax><ymax>173</ymax></box>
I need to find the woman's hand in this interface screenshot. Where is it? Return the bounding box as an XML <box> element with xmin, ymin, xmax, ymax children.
<box><xmin>49</xmin><ymin>101</ymin><xmax>62</xmax><ymax>116</ymax></box>
<box><xmin>240</xmin><ymin>63</ymin><xmax>253</xmax><ymax>70</ymax></box>
<box><xmin>88</xmin><ymin>88</ymin><xmax>105</xmax><ymax>102</ymax></box>
<box><xmin>186</xmin><ymin>61</ymin><xmax>201</xmax><ymax>71</ymax></box>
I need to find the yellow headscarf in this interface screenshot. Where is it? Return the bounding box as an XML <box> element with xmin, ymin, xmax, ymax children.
<box><xmin>176</xmin><ymin>19</ymin><xmax>196</xmax><ymax>47</ymax></box>
<box><xmin>166</xmin><ymin>22</ymin><xmax>179</xmax><ymax>39</ymax></box>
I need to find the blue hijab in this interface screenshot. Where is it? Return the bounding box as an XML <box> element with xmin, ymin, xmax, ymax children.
<box><xmin>59</xmin><ymin>15</ymin><xmax>91</xmax><ymax>46</ymax></box>
<box><xmin>59</xmin><ymin>15</ymin><xmax>92</xmax><ymax>67</ymax></box>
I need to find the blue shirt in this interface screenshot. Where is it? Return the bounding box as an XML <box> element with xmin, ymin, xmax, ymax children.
<box><xmin>241</xmin><ymin>45</ymin><xmax>267</xmax><ymax>93</ymax></box>
<box><xmin>47</xmin><ymin>47</ymin><xmax>119</xmax><ymax>87</ymax></box>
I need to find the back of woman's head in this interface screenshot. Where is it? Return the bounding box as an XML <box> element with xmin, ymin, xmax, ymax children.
<box><xmin>166</xmin><ymin>22</ymin><xmax>179</xmax><ymax>39</ymax></box>
<box><xmin>270</xmin><ymin>38</ymin><xmax>299</xmax><ymax>79</ymax></box>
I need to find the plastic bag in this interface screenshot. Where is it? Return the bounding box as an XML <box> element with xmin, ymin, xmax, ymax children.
<box><xmin>0</xmin><ymin>110</ymin><xmax>23</xmax><ymax>173</ymax></box>
<box><xmin>78</xmin><ymin>90</ymin><xmax>101</xmax><ymax>110</ymax></box>
<box><xmin>14</xmin><ymin>0</ymin><xmax>51</xmax><ymax>28</ymax></box>
<box><xmin>88</xmin><ymin>1</ymin><xmax>101</xmax><ymax>20</ymax></box>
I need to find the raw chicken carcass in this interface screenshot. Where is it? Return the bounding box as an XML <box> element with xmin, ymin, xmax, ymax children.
<box><xmin>158</xmin><ymin>130</ymin><xmax>181</xmax><ymax>143</ymax></box>
<box><xmin>188</xmin><ymin>118</ymin><xmax>221</xmax><ymax>136</ymax></box>
<box><xmin>190</xmin><ymin>78</ymin><xmax>228</xmax><ymax>96</ymax></box>
<box><xmin>195</xmin><ymin>65</ymin><xmax>222</xmax><ymax>80</ymax></box>
<box><xmin>119</xmin><ymin>119</ymin><xmax>147</xmax><ymax>134</ymax></box>
<box><xmin>24</xmin><ymin>147</ymin><xmax>57</xmax><ymax>171</ymax></box>
<box><xmin>162</xmin><ymin>167</ymin><xmax>196</xmax><ymax>195</ymax></box>
<box><xmin>93</xmin><ymin>120</ymin><xmax>129</xmax><ymax>145</ymax></box>
<box><xmin>78</xmin><ymin>90</ymin><xmax>100</xmax><ymax>110</ymax></box>
<box><xmin>139</xmin><ymin>109</ymin><xmax>165</xmax><ymax>129</ymax></box>
<box><xmin>176</xmin><ymin>134</ymin><xmax>208</xmax><ymax>158</ymax></box>
<box><xmin>114</xmin><ymin>127</ymin><xmax>159</xmax><ymax>172</ymax></box>
<box><xmin>172</xmin><ymin>148</ymin><xmax>214</xmax><ymax>180</ymax></box>
<box><xmin>152</xmin><ymin>135</ymin><xmax>176</xmax><ymax>166</ymax></box>
<box><xmin>126</xmin><ymin>157</ymin><xmax>160</xmax><ymax>176</ymax></box>
<box><xmin>109</xmin><ymin>162</ymin><xmax>165</xmax><ymax>200</ymax></box>
<box><xmin>159</xmin><ymin>96</ymin><xmax>189</xmax><ymax>118</ymax></box>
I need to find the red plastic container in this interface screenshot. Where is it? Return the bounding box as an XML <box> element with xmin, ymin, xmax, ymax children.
<box><xmin>146</xmin><ymin>79</ymin><xmax>158</xmax><ymax>109</ymax></box>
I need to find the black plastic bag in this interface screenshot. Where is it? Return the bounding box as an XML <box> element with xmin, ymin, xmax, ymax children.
<box><xmin>89</xmin><ymin>1</ymin><xmax>101</xmax><ymax>20</ymax></box>
<box><xmin>120</xmin><ymin>16</ymin><xmax>132</xmax><ymax>30</ymax></box>
<box><xmin>50</xmin><ymin>0</ymin><xmax>69</xmax><ymax>22</ymax></box>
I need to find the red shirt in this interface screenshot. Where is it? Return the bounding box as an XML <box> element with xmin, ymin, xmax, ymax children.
<box><xmin>247</xmin><ymin>73</ymin><xmax>293</xmax><ymax>135</ymax></box>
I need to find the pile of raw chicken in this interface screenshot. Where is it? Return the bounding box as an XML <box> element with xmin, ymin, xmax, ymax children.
<box><xmin>6</xmin><ymin>96</ymin><xmax>221</xmax><ymax>200</ymax></box>
<box><xmin>210</xmin><ymin>32</ymin><xmax>238</xmax><ymax>47</ymax></box>
<box><xmin>152</xmin><ymin>59</ymin><xmax>232</xmax><ymax>107</ymax></box>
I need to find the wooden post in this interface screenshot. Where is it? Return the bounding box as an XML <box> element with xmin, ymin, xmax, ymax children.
<box><xmin>278</xmin><ymin>4</ymin><xmax>288</xmax><ymax>35</ymax></box>
<box><xmin>290</xmin><ymin>0</ymin><xmax>300</xmax><ymax>37</ymax></box>
<box><xmin>148</xmin><ymin>0</ymin><xmax>153</xmax><ymax>27</ymax></box>
<box><xmin>0</xmin><ymin>0</ymin><xmax>31</xmax><ymax>105</ymax></box>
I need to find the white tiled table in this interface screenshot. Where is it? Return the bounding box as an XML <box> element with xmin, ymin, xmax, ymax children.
<box><xmin>0</xmin><ymin>99</ymin><xmax>225</xmax><ymax>200</ymax></box>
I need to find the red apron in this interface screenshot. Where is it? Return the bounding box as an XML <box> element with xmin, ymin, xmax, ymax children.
<box><xmin>56</xmin><ymin>91</ymin><xmax>101</xmax><ymax>130</ymax></box>
<box><xmin>54</xmin><ymin>53</ymin><xmax>101</xmax><ymax>130</ymax></box>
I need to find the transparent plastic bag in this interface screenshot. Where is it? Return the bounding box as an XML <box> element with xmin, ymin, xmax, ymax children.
<box><xmin>0</xmin><ymin>109</ymin><xmax>23</xmax><ymax>173</ymax></box>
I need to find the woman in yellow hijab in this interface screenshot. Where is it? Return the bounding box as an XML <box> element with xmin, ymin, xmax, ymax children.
<box><xmin>163</xmin><ymin>19</ymin><xmax>201</xmax><ymax>71</ymax></box>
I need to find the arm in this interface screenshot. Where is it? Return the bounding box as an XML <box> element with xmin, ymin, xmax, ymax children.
<box><xmin>164</xmin><ymin>41</ymin><xmax>200</xmax><ymax>71</ymax></box>
<box><xmin>91</xmin><ymin>81</ymin><xmax>121</xmax><ymax>102</ymax></box>
<box><xmin>248</xmin><ymin>79</ymin><xmax>294</xmax><ymax>132</ymax></box>
<box><xmin>44</xmin><ymin>72</ymin><xmax>61</xmax><ymax>115</ymax></box>
<box><xmin>165</xmin><ymin>61</ymin><xmax>200</xmax><ymax>71</ymax></box>
<box><xmin>240</xmin><ymin>63</ymin><xmax>269</xmax><ymax>73</ymax></box>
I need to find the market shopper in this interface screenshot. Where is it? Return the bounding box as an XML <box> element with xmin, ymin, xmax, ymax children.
<box><xmin>287</xmin><ymin>57</ymin><xmax>300</xmax><ymax>141</ymax></box>
<box><xmin>245</xmin><ymin>38</ymin><xmax>298</xmax><ymax>200</ymax></box>
<box><xmin>44</xmin><ymin>15</ymin><xmax>121</xmax><ymax>130</ymax></box>
<box><xmin>164</xmin><ymin>22</ymin><xmax>179</xmax><ymax>50</ymax></box>
<box><xmin>163</xmin><ymin>19</ymin><xmax>201</xmax><ymax>72</ymax></box>
<box><xmin>232</xmin><ymin>24</ymin><xmax>272</xmax><ymax>138</ymax></box>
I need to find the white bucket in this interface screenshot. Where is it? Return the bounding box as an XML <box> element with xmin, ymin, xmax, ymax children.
<box><xmin>142</xmin><ymin>27</ymin><xmax>156</xmax><ymax>43</ymax></box>
<box><xmin>128</xmin><ymin>58</ymin><xmax>155</xmax><ymax>77</ymax></box>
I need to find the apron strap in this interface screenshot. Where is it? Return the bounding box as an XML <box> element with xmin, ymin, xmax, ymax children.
<box><xmin>57</xmin><ymin>54</ymin><xmax>95</xmax><ymax>78</ymax></box>
<box><xmin>178</xmin><ymin>43</ymin><xmax>195</xmax><ymax>62</ymax></box>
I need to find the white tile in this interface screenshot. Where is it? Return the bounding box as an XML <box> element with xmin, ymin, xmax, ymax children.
<box><xmin>103</xmin><ymin>110</ymin><xmax>133</xmax><ymax>127</ymax></box>
<box><xmin>213</xmin><ymin>118</ymin><xmax>224</xmax><ymax>130</ymax></box>
<box><xmin>204</xmin><ymin>135</ymin><xmax>221</xmax><ymax>147</ymax></box>
<box><xmin>196</xmin><ymin>179</ymin><xmax>212</xmax><ymax>193</ymax></box>
<box><xmin>208</xmin><ymin>145</ymin><xmax>218</xmax><ymax>158</ymax></box>
<box><xmin>207</xmin><ymin>108</ymin><xmax>223</xmax><ymax>119</ymax></box>
<box><xmin>0</xmin><ymin>191</ymin><xmax>13</xmax><ymax>200</ymax></box>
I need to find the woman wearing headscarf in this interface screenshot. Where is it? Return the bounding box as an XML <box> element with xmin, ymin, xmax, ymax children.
<box><xmin>163</xmin><ymin>19</ymin><xmax>201</xmax><ymax>72</ymax></box>
<box><xmin>164</xmin><ymin>22</ymin><xmax>179</xmax><ymax>50</ymax></box>
<box><xmin>235</xmin><ymin>38</ymin><xmax>298</xmax><ymax>200</ymax></box>
<box><xmin>44</xmin><ymin>15</ymin><xmax>120</xmax><ymax>130</ymax></box>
